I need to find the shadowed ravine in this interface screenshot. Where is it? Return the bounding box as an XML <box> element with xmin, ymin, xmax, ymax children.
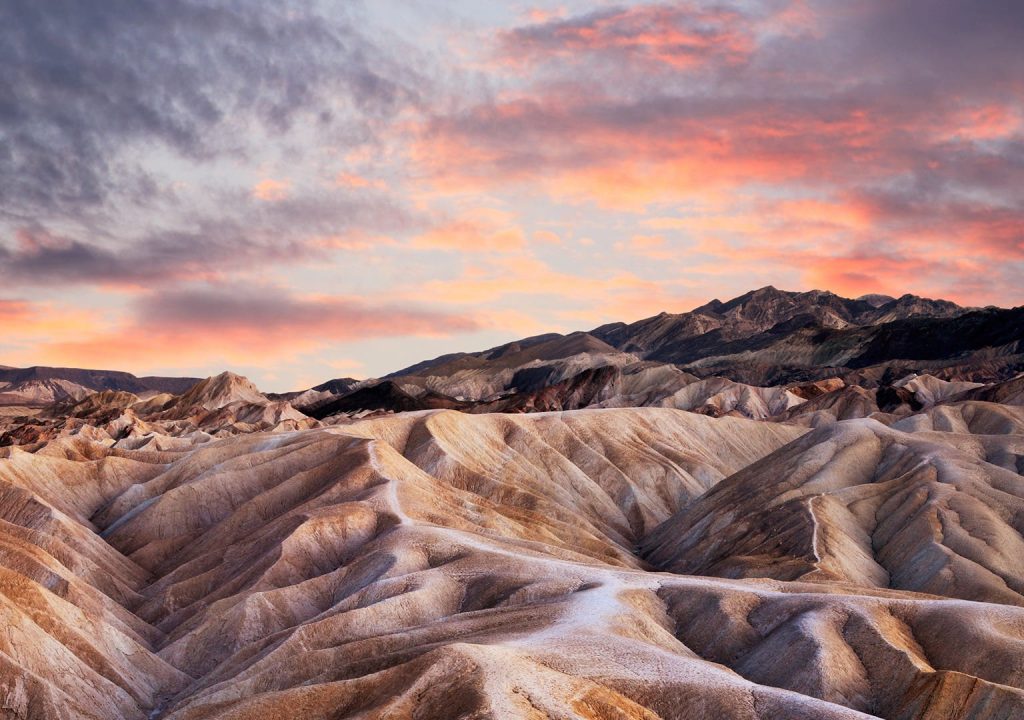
<box><xmin>1</xmin><ymin>407</ymin><xmax>1023</xmax><ymax>719</ymax></box>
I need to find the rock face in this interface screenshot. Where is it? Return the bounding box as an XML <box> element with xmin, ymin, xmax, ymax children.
<box><xmin>1</xmin><ymin>403</ymin><xmax>1024</xmax><ymax>719</ymax></box>
<box><xmin>591</xmin><ymin>288</ymin><xmax>1022</xmax><ymax>387</ymax></box>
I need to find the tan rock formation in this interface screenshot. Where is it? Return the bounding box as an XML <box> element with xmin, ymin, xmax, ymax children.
<box><xmin>0</xmin><ymin>406</ymin><xmax>1022</xmax><ymax>718</ymax></box>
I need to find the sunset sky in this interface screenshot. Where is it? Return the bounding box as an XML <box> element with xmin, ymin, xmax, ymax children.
<box><xmin>2</xmin><ymin>0</ymin><xmax>1022</xmax><ymax>391</ymax></box>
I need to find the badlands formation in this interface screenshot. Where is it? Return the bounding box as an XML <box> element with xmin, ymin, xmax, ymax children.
<box><xmin>0</xmin><ymin>288</ymin><xmax>1023</xmax><ymax>719</ymax></box>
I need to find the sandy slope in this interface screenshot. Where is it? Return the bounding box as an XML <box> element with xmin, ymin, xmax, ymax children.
<box><xmin>0</xmin><ymin>408</ymin><xmax>1022</xmax><ymax>719</ymax></box>
<box><xmin>643</xmin><ymin>410</ymin><xmax>1024</xmax><ymax>606</ymax></box>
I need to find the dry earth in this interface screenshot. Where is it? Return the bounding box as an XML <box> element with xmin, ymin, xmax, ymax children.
<box><xmin>2</xmin><ymin>400</ymin><xmax>1024</xmax><ymax>719</ymax></box>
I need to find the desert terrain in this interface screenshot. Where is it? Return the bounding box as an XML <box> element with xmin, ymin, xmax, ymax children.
<box><xmin>1</xmin><ymin>289</ymin><xmax>1023</xmax><ymax>718</ymax></box>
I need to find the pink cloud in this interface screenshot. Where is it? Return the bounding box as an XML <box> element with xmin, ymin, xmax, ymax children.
<box><xmin>0</xmin><ymin>299</ymin><xmax>32</xmax><ymax>322</ymax></box>
<box><xmin>335</xmin><ymin>172</ymin><xmax>386</xmax><ymax>190</ymax></box>
<box><xmin>402</xmin><ymin>2</ymin><xmax>1024</xmax><ymax>308</ymax></box>
<box><xmin>498</xmin><ymin>4</ymin><xmax>755</xmax><ymax>71</ymax></box>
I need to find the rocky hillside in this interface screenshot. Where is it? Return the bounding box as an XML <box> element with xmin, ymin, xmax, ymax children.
<box><xmin>300</xmin><ymin>287</ymin><xmax>1021</xmax><ymax>420</ymax></box>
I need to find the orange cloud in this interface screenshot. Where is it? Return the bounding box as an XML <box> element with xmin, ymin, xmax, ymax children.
<box><xmin>24</xmin><ymin>286</ymin><xmax>479</xmax><ymax>371</ymax></box>
<box><xmin>682</xmin><ymin>229</ymin><xmax>1012</xmax><ymax>307</ymax></box>
<box><xmin>763</xmin><ymin>0</ymin><xmax>821</xmax><ymax>37</ymax></box>
<box><xmin>251</xmin><ymin>178</ymin><xmax>291</xmax><ymax>201</ymax></box>
<box><xmin>0</xmin><ymin>299</ymin><xmax>111</xmax><ymax>366</ymax></box>
<box><xmin>415</xmin><ymin>252</ymin><xmax>696</xmax><ymax>324</ymax></box>
<box><xmin>412</xmin><ymin>97</ymin><xmax>894</xmax><ymax>211</ymax></box>
<box><xmin>335</xmin><ymin>172</ymin><xmax>386</xmax><ymax>190</ymax></box>
<box><xmin>310</xmin><ymin>231</ymin><xmax>395</xmax><ymax>252</ymax></box>
<box><xmin>533</xmin><ymin>229</ymin><xmax>562</xmax><ymax>244</ymax></box>
<box><xmin>0</xmin><ymin>299</ymin><xmax>104</xmax><ymax>339</ymax></box>
<box><xmin>524</xmin><ymin>8</ymin><xmax>564</xmax><ymax>24</ymax></box>
<box><xmin>412</xmin><ymin>208</ymin><xmax>526</xmax><ymax>252</ymax></box>
<box><xmin>405</xmin><ymin>0</ymin><xmax>1024</xmax><ymax>317</ymax></box>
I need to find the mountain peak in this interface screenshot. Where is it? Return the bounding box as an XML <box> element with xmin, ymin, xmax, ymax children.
<box><xmin>857</xmin><ymin>293</ymin><xmax>896</xmax><ymax>308</ymax></box>
<box><xmin>174</xmin><ymin>371</ymin><xmax>266</xmax><ymax>411</ymax></box>
<box><xmin>718</xmin><ymin>285</ymin><xmax>794</xmax><ymax>312</ymax></box>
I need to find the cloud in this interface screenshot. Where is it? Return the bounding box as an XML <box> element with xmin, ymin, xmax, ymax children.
<box><xmin>0</xmin><ymin>0</ymin><xmax>418</xmax><ymax>218</ymax></box>
<box><xmin>406</xmin><ymin>0</ymin><xmax>1024</xmax><ymax>304</ymax></box>
<box><xmin>412</xmin><ymin>208</ymin><xmax>527</xmax><ymax>253</ymax></box>
<box><xmin>532</xmin><ymin>230</ymin><xmax>562</xmax><ymax>245</ymax></box>
<box><xmin>614</xmin><ymin>234</ymin><xmax>673</xmax><ymax>260</ymax></box>
<box><xmin>335</xmin><ymin>172</ymin><xmax>386</xmax><ymax>190</ymax></box>
<box><xmin>5</xmin><ymin>0</ymin><xmax>1023</xmax><ymax>383</ymax></box>
<box><xmin>31</xmin><ymin>283</ymin><xmax>480</xmax><ymax>369</ymax></box>
<box><xmin>413</xmin><ymin>87</ymin><xmax>909</xmax><ymax>207</ymax></box>
<box><xmin>0</xmin><ymin>0</ymin><xmax>433</xmax><ymax>291</ymax></box>
<box><xmin>0</xmin><ymin>299</ymin><xmax>32</xmax><ymax>322</ymax></box>
<box><xmin>0</xmin><ymin>186</ymin><xmax>418</xmax><ymax>287</ymax></box>
<box><xmin>0</xmin><ymin>223</ymin><xmax>315</xmax><ymax>287</ymax></box>
<box><xmin>0</xmin><ymin>299</ymin><xmax>106</xmax><ymax>359</ymax></box>
<box><xmin>416</xmin><ymin>1</ymin><xmax>1024</xmax><ymax>211</ymax></box>
<box><xmin>252</xmin><ymin>179</ymin><xmax>291</xmax><ymax>202</ymax></box>
<box><xmin>497</xmin><ymin>4</ymin><xmax>755</xmax><ymax>71</ymax></box>
<box><xmin>824</xmin><ymin>0</ymin><xmax>1024</xmax><ymax>92</ymax></box>
<box><xmin>136</xmin><ymin>285</ymin><xmax>475</xmax><ymax>334</ymax></box>
<box><xmin>416</xmin><ymin>252</ymin><xmax>696</xmax><ymax>323</ymax></box>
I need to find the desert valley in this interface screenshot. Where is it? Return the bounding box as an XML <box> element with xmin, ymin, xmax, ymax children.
<box><xmin>1</xmin><ymin>287</ymin><xmax>1023</xmax><ymax>719</ymax></box>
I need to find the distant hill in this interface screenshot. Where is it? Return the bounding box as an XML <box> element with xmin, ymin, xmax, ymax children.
<box><xmin>300</xmin><ymin>287</ymin><xmax>1023</xmax><ymax>419</ymax></box>
<box><xmin>0</xmin><ymin>366</ymin><xmax>201</xmax><ymax>406</ymax></box>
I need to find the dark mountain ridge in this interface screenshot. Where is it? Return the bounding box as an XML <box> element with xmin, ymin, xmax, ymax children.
<box><xmin>290</xmin><ymin>287</ymin><xmax>1020</xmax><ymax>421</ymax></box>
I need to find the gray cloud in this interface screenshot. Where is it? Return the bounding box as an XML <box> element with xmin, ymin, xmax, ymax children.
<box><xmin>1</xmin><ymin>223</ymin><xmax>304</xmax><ymax>285</ymax></box>
<box><xmin>0</xmin><ymin>0</ymin><xmax>433</xmax><ymax>287</ymax></box>
<box><xmin>835</xmin><ymin>0</ymin><xmax>1024</xmax><ymax>89</ymax></box>
<box><xmin>0</xmin><ymin>0</ymin><xmax>417</xmax><ymax>218</ymax></box>
<box><xmin>0</xmin><ymin>182</ymin><xmax>419</xmax><ymax>286</ymax></box>
<box><xmin>134</xmin><ymin>283</ymin><xmax>480</xmax><ymax>337</ymax></box>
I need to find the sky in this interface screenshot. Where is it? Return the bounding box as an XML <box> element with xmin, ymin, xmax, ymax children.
<box><xmin>1</xmin><ymin>0</ymin><xmax>1022</xmax><ymax>391</ymax></box>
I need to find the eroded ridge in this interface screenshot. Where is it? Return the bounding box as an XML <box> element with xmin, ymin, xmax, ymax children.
<box><xmin>0</xmin><ymin>408</ymin><xmax>1022</xmax><ymax>719</ymax></box>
